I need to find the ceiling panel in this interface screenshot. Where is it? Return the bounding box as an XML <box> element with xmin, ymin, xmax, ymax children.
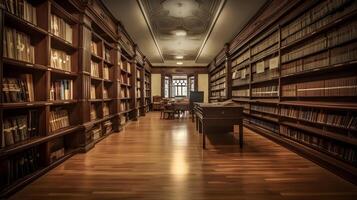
<box><xmin>104</xmin><ymin>0</ymin><xmax>267</xmax><ymax>67</ymax></box>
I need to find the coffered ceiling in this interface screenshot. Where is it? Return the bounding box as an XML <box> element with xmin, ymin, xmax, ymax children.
<box><xmin>104</xmin><ymin>0</ymin><xmax>267</xmax><ymax>67</ymax></box>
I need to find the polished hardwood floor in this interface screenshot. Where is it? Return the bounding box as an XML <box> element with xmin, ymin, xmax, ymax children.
<box><xmin>10</xmin><ymin>112</ymin><xmax>357</xmax><ymax>200</ymax></box>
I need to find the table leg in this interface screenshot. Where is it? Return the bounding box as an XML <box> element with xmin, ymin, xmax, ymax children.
<box><xmin>202</xmin><ymin>123</ymin><xmax>206</xmax><ymax>149</ymax></box>
<box><xmin>239</xmin><ymin>122</ymin><xmax>243</xmax><ymax>148</ymax></box>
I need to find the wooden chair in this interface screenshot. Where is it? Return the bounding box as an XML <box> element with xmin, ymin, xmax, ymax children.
<box><xmin>152</xmin><ymin>96</ymin><xmax>162</xmax><ymax>111</ymax></box>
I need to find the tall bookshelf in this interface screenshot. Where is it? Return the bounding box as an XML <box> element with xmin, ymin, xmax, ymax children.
<box><xmin>0</xmin><ymin>0</ymin><xmax>83</xmax><ymax>196</ymax></box>
<box><xmin>0</xmin><ymin>0</ymin><xmax>151</xmax><ymax>197</ymax></box>
<box><xmin>144</xmin><ymin>63</ymin><xmax>152</xmax><ymax>113</ymax></box>
<box><xmin>208</xmin><ymin>45</ymin><xmax>231</xmax><ymax>102</ymax></box>
<box><xmin>209</xmin><ymin>0</ymin><xmax>357</xmax><ymax>183</ymax></box>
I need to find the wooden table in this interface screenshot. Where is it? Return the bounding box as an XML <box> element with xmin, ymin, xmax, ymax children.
<box><xmin>193</xmin><ymin>102</ymin><xmax>244</xmax><ymax>149</ymax></box>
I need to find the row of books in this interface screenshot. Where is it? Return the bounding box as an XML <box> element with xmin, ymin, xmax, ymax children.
<box><xmin>2</xmin><ymin>110</ymin><xmax>39</xmax><ymax>148</ymax></box>
<box><xmin>232</xmin><ymin>88</ymin><xmax>249</xmax><ymax>97</ymax></box>
<box><xmin>3</xmin><ymin>74</ymin><xmax>34</xmax><ymax>103</ymax></box>
<box><xmin>281</xmin><ymin>51</ymin><xmax>329</xmax><ymax>76</ymax></box>
<box><xmin>280</xmin><ymin>125</ymin><xmax>356</xmax><ymax>163</ymax></box>
<box><xmin>50</xmin><ymin>14</ymin><xmax>73</xmax><ymax>44</ymax></box>
<box><xmin>6</xmin><ymin>147</ymin><xmax>41</xmax><ymax>185</ymax></box>
<box><xmin>91</xmin><ymin>61</ymin><xmax>99</xmax><ymax>78</ymax></box>
<box><xmin>232</xmin><ymin>49</ymin><xmax>249</xmax><ymax>66</ymax></box>
<box><xmin>251</xmin><ymin>104</ymin><xmax>278</xmax><ymax>115</ymax></box>
<box><xmin>281</xmin><ymin>0</ymin><xmax>355</xmax><ymax>46</ymax></box>
<box><xmin>251</xmin><ymin>31</ymin><xmax>279</xmax><ymax>56</ymax></box>
<box><xmin>49</xmin><ymin>138</ymin><xmax>65</xmax><ymax>163</ymax></box>
<box><xmin>281</xmin><ymin>0</ymin><xmax>350</xmax><ymax>40</ymax></box>
<box><xmin>104</xmin><ymin>48</ymin><xmax>111</xmax><ymax>63</ymax></box>
<box><xmin>4</xmin><ymin>0</ymin><xmax>37</xmax><ymax>25</ymax></box>
<box><xmin>103</xmin><ymin>120</ymin><xmax>113</xmax><ymax>135</ymax></box>
<box><xmin>121</xmin><ymin>88</ymin><xmax>130</xmax><ymax>98</ymax></box>
<box><xmin>91</xmin><ymin>41</ymin><xmax>98</xmax><ymax>56</ymax></box>
<box><xmin>121</xmin><ymin>74</ymin><xmax>131</xmax><ymax>85</ymax></box>
<box><xmin>50</xmin><ymin>80</ymin><xmax>73</xmax><ymax>101</ymax></box>
<box><xmin>120</xmin><ymin>102</ymin><xmax>130</xmax><ymax>111</ymax></box>
<box><xmin>103</xmin><ymin>103</ymin><xmax>110</xmax><ymax>116</ymax></box>
<box><xmin>103</xmin><ymin>65</ymin><xmax>110</xmax><ymax>80</ymax></box>
<box><xmin>282</xmin><ymin>76</ymin><xmax>357</xmax><ymax>97</ymax></box>
<box><xmin>92</xmin><ymin>124</ymin><xmax>102</xmax><ymax>141</ymax></box>
<box><xmin>281</xmin><ymin>106</ymin><xmax>356</xmax><ymax>130</ymax></box>
<box><xmin>282</xmin><ymin>37</ymin><xmax>327</xmax><ymax>63</ymax></box>
<box><xmin>90</xmin><ymin>104</ymin><xmax>97</xmax><ymax>121</ymax></box>
<box><xmin>249</xmin><ymin>117</ymin><xmax>279</xmax><ymax>133</ymax></box>
<box><xmin>120</xmin><ymin>114</ymin><xmax>127</xmax><ymax>125</ymax></box>
<box><xmin>103</xmin><ymin>87</ymin><xmax>109</xmax><ymax>99</ymax></box>
<box><xmin>211</xmin><ymin>78</ymin><xmax>226</xmax><ymax>90</ymax></box>
<box><xmin>120</xmin><ymin>61</ymin><xmax>131</xmax><ymax>73</ymax></box>
<box><xmin>330</xmin><ymin>41</ymin><xmax>357</xmax><ymax>65</ymax></box>
<box><xmin>51</xmin><ymin>49</ymin><xmax>71</xmax><ymax>72</ymax></box>
<box><xmin>232</xmin><ymin>67</ymin><xmax>249</xmax><ymax>80</ymax></box>
<box><xmin>210</xmin><ymin>68</ymin><xmax>226</xmax><ymax>81</ymax></box>
<box><xmin>49</xmin><ymin>108</ymin><xmax>70</xmax><ymax>132</ymax></box>
<box><xmin>252</xmin><ymin>85</ymin><xmax>278</xmax><ymax>97</ymax></box>
<box><xmin>90</xmin><ymin>84</ymin><xmax>97</xmax><ymax>99</ymax></box>
<box><xmin>3</xmin><ymin>27</ymin><xmax>35</xmax><ymax>63</ymax></box>
<box><xmin>282</xmin><ymin>18</ymin><xmax>356</xmax><ymax>64</ymax></box>
<box><xmin>211</xmin><ymin>89</ymin><xmax>226</xmax><ymax>98</ymax></box>
<box><xmin>330</xmin><ymin>20</ymin><xmax>357</xmax><ymax>47</ymax></box>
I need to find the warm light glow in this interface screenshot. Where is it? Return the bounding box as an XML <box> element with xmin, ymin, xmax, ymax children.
<box><xmin>173</xmin><ymin>30</ymin><xmax>187</xmax><ymax>36</ymax></box>
<box><xmin>175</xmin><ymin>55</ymin><xmax>184</xmax><ymax>59</ymax></box>
<box><xmin>177</xmin><ymin>62</ymin><xmax>183</xmax><ymax>65</ymax></box>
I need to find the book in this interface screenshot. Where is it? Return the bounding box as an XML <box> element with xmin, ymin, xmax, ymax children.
<box><xmin>90</xmin><ymin>104</ymin><xmax>97</xmax><ymax>121</ymax></box>
<box><xmin>50</xmin><ymin>14</ymin><xmax>73</xmax><ymax>44</ymax></box>
<box><xmin>50</xmin><ymin>79</ymin><xmax>73</xmax><ymax>101</ymax></box>
<box><xmin>103</xmin><ymin>120</ymin><xmax>112</xmax><ymax>135</ymax></box>
<box><xmin>6</xmin><ymin>147</ymin><xmax>41</xmax><ymax>184</ymax></box>
<box><xmin>4</xmin><ymin>0</ymin><xmax>37</xmax><ymax>25</ymax></box>
<box><xmin>49</xmin><ymin>108</ymin><xmax>70</xmax><ymax>132</ymax></box>
<box><xmin>104</xmin><ymin>48</ymin><xmax>111</xmax><ymax>63</ymax></box>
<box><xmin>252</xmin><ymin>85</ymin><xmax>278</xmax><ymax>97</ymax></box>
<box><xmin>2</xmin><ymin>74</ymin><xmax>34</xmax><ymax>103</ymax></box>
<box><xmin>282</xmin><ymin>76</ymin><xmax>357</xmax><ymax>97</ymax></box>
<box><xmin>91</xmin><ymin>61</ymin><xmax>99</xmax><ymax>78</ymax></box>
<box><xmin>91</xmin><ymin>41</ymin><xmax>98</xmax><ymax>55</ymax></box>
<box><xmin>280</xmin><ymin>125</ymin><xmax>356</xmax><ymax>164</ymax></box>
<box><xmin>103</xmin><ymin>65</ymin><xmax>110</xmax><ymax>80</ymax></box>
<box><xmin>103</xmin><ymin>103</ymin><xmax>109</xmax><ymax>116</ymax></box>
<box><xmin>49</xmin><ymin>137</ymin><xmax>65</xmax><ymax>163</ymax></box>
<box><xmin>2</xmin><ymin>110</ymin><xmax>39</xmax><ymax>148</ymax></box>
<box><xmin>50</xmin><ymin>49</ymin><xmax>71</xmax><ymax>72</ymax></box>
<box><xmin>3</xmin><ymin>27</ymin><xmax>34</xmax><ymax>63</ymax></box>
<box><xmin>90</xmin><ymin>84</ymin><xmax>96</xmax><ymax>99</ymax></box>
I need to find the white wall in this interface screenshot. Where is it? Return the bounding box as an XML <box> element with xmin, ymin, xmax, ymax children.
<box><xmin>151</xmin><ymin>74</ymin><xmax>161</xmax><ymax>98</ymax></box>
<box><xmin>198</xmin><ymin>74</ymin><xmax>209</xmax><ymax>103</ymax></box>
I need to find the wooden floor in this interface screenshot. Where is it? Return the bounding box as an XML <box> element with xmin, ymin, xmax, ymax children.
<box><xmin>10</xmin><ymin>112</ymin><xmax>357</xmax><ymax>200</ymax></box>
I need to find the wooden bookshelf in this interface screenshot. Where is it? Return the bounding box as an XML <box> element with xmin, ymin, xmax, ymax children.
<box><xmin>0</xmin><ymin>0</ymin><xmax>151</xmax><ymax>197</ymax></box>
<box><xmin>209</xmin><ymin>0</ymin><xmax>357</xmax><ymax>183</ymax></box>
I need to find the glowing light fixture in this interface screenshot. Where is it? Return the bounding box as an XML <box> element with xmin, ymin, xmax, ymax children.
<box><xmin>173</xmin><ymin>30</ymin><xmax>187</xmax><ymax>36</ymax></box>
<box><xmin>175</xmin><ymin>55</ymin><xmax>184</xmax><ymax>59</ymax></box>
<box><xmin>177</xmin><ymin>62</ymin><xmax>183</xmax><ymax>65</ymax></box>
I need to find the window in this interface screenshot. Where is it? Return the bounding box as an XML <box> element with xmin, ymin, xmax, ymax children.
<box><xmin>164</xmin><ymin>76</ymin><xmax>170</xmax><ymax>98</ymax></box>
<box><xmin>172</xmin><ymin>79</ymin><xmax>187</xmax><ymax>97</ymax></box>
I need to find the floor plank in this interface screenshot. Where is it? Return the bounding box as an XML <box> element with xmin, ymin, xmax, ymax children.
<box><xmin>10</xmin><ymin>112</ymin><xmax>357</xmax><ymax>200</ymax></box>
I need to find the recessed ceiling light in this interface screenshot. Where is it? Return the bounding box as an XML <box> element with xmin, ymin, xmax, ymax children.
<box><xmin>175</xmin><ymin>55</ymin><xmax>184</xmax><ymax>59</ymax></box>
<box><xmin>177</xmin><ymin>62</ymin><xmax>183</xmax><ymax>65</ymax></box>
<box><xmin>173</xmin><ymin>30</ymin><xmax>187</xmax><ymax>36</ymax></box>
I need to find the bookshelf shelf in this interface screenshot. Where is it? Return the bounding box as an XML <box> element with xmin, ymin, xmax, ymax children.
<box><xmin>50</xmin><ymin>35</ymin><xmax>77</xmax><ymax>52</ymax></box>
<box><xmin>0</xmin><ymin>102</ymin><xmax>47</xmax><ymax>109</ymax></box>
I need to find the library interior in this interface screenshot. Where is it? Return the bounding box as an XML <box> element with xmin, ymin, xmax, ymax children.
<box><xmin>0</xmin><ymin>0</ymin><xmax>357</xmax><ymax>199</ymax></box>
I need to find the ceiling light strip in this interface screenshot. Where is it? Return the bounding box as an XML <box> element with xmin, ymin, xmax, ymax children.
<box><xmin>136</xmin><ymin>0</ymin><xmax>165</xmax><ymax>63</ymax></box>
<box><xmin>194</xmin><ymin>0</ymin><xmax>227</xmax><ymax>62</ymax></box>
